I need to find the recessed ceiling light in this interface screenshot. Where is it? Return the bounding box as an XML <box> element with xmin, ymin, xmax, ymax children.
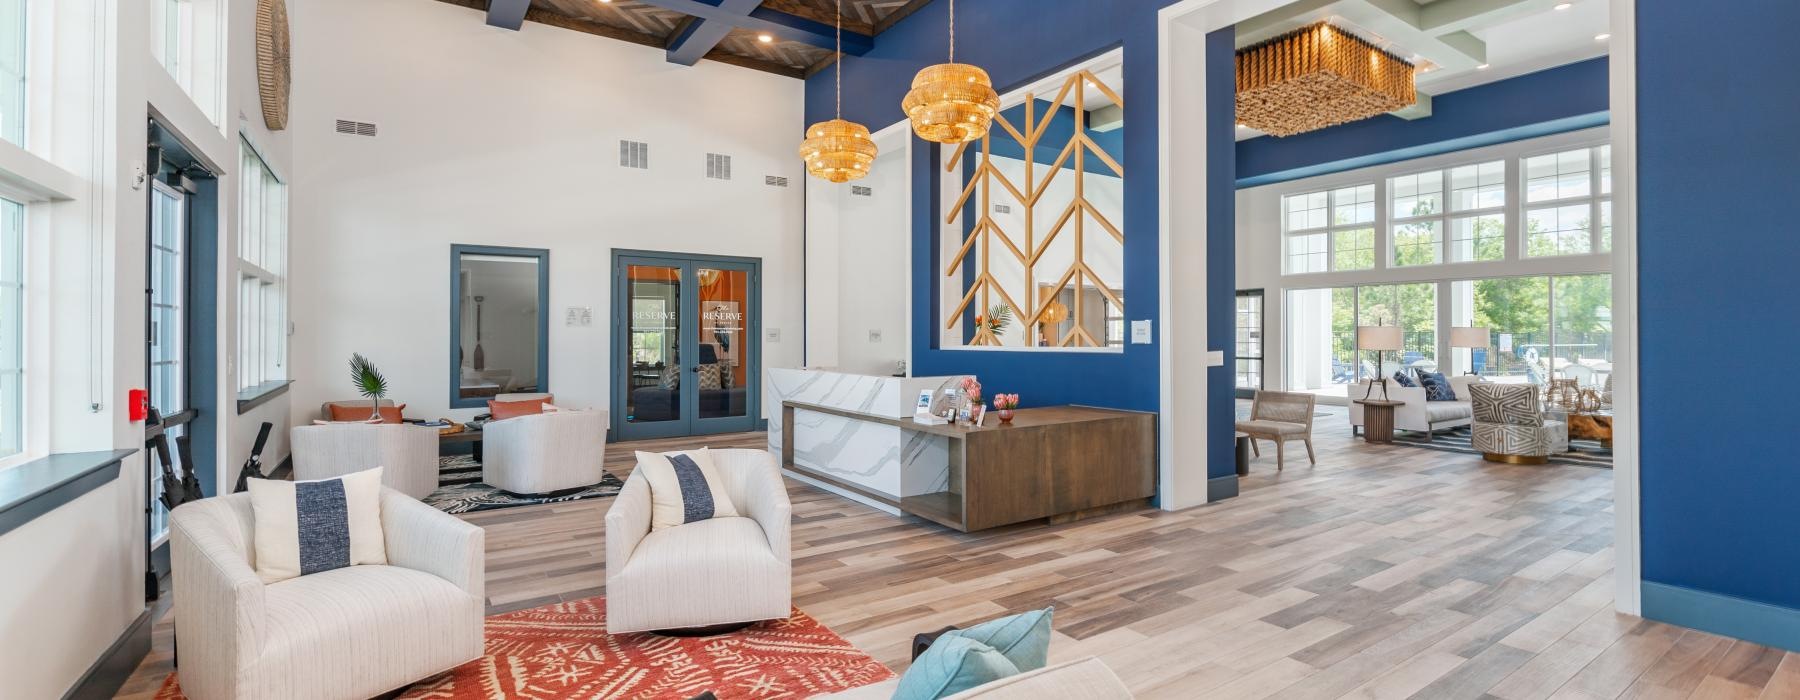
<box><xmin>1477</xmin><ymin>63</ymin><xmax>1490</xmax><ymax>70</ymax></box>
<box><xmin>1554</xmin><ymin>2</ymin><xmax>1572</xmax><ymax>10</ymax></box>
<box><xmin>758</xmin><ymin>33</ymin><xmax>773</xmax><ymax>43</ymax></box>
<box><xmin>1594</xmin><ymin>33</ymin><xmax>1611</xmax><ymax>41</ymax></box>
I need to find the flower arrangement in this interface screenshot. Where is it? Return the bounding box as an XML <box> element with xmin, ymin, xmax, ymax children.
<box><xmin>959</xmin><ymin>376</ymin><xmax>982</xmax><ymax>404</ymax></box>
<box><xmin>973</xmin><ymin>304</ymin><xmax>1012</xmax><ymax>336</ymax></box>
<box><xmin>992</xmin><ymin>393</ymin><xmax>1019</xmax><ymax>424</ymax></box>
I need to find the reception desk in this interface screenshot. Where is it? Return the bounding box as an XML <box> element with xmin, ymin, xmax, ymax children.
<box><xmin>767</xmin><ymin>368</ymin><xmax>1157</xmax><ymax>531</ymax></box>
<box><xmin>765</xmin><ymin>368</ymin><xmax>969</xmax><ymax>514</ymax></box>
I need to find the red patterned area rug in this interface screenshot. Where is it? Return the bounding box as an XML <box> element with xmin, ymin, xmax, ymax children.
<box><xmin>156</xmin><ymin>596</ymin><xmax>894</xmax><ymax>699</ymax></box>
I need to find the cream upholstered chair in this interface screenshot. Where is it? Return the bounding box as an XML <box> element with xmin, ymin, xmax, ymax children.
<box><xmin>605</xmin><ymin>448</ymin><xmax>791</xmax><ymax>634</ymax></box>
<box><xmin>291</xmin><ymin>423</ymin><xmax>441</xmax><ymax>499</ymax></box>
<box><xmin>481</xmin><ymin>409</ymin><xmax>607</xmax><ymax>494</ymax></box>
<box><xmin>169</xmin><ymin>489</ymin><xmax>484</xmax><ymax>700</ymax></box>
<box><xmin>1235</xmin><ymin>390</ymin><xmax>1316</xmax><ymax>469</ymax></box>
<box><xmin>1470</xmin><ymin>383</ymin><xmax>1569</xmax><ymax>464</ymax></box>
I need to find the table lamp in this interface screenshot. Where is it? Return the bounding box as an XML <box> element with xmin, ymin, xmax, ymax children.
<box><xmin>1357</xmin><ymin>325</ymin><xmax>1403</xmax><ymax>401</ymax></box>
<box><xmin>1449</xmin><ymin>326</ymin><xmax>1490</xmax><ymax>375</ymax></box>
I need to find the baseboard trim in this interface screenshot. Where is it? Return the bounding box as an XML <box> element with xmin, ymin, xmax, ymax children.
<box><xmin>1207</xmin><ymin>474</ymin><xmax>1239</xmax><ymax>502</ymax></box>
<box><xmin>63</xmin><ymin>607</ymin><xmax>153</xmax><ymax>700</ymax></box>
<box><xmin>1642</xmin><ymin>581</ymin><xmax>1800</xmax><ymax>653</ymax></box>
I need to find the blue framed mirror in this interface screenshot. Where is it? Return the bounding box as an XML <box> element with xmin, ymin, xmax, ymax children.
<box><xmin>449</xmin><ymin>244</ymin><xmax>550</xmax><ymax>409</ymax></box>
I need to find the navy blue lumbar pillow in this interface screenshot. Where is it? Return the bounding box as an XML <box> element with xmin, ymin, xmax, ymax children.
<box><xmin>1418</xmin><ymin>371</ymin><xmax>1457</xmax><ymax>401</ymax></box>
<box><xmin>1392</xmin><ymin>371</ymin><xmax>1418</xmax><ymax>388</ymax></box>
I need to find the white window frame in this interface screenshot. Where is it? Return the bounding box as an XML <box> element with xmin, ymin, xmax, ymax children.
<box><xmin>150</xmin><ymin>0</ymin><xmax>225</xmax><ymax>125</ymax></box>
<box><xmin>1282</xmin><ymin>183</ymin><xmax>1377</xmax><ymax>275</ymax></box>
<box><xmin>236</xmin><ymin>137</ymin><xmax>287</xmax><ymax>398</ymax></box>
<box><xmin>1521</xmin><ymin>144</ymin><xmax>1612</xmax><ymax>259</ymax></box>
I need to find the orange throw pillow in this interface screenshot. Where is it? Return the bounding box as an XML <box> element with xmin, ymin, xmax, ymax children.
<box><xmin>488</xmin><ymin>395</ymin><xmax>555</xmax><ymax>421</ymax></box>
<box><xmin>328</xmin><ymin>403</ymin><xmax>406</xmax><ymax>424</ymax></box>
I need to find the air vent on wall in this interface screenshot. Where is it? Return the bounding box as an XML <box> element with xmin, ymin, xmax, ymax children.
<box><xmin>620</xmin><ymin>140</ymin><xmax>649</xmax><ymax>169</ymax></box>
<box><xmin>706</xmin><ymin>153</ymin><xmax>732</xmax><ymax>180</ymax></box>
<box><xmin>993</xmin><ymin>204</ymin><xmax>1012</xmax><ymax>213</ymax></box>
<box><xmin>765</xmin><ymin>176</ymin><xmax>789</xmax><ymax>188</ymax></box>
<box><xmin>334</xmin><ymin>119</ymin><xmax>378</xmax><ymax>137</ymax></box>
<box><xmin>851</xmin><ymin>185</ymin><xmax>872</xmax><ymax>197</ymax></box>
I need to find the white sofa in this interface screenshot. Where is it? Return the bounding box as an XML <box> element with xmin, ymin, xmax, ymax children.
<box><xmin>169</xmin><ymin>489</ymin><xmax>485</xmax><ymax>700</ymax></box>
<box><xmin>820</xmin><ymin>657</ymin><xmax>1133</xmax><ymax>699</ymax></box>
<box><xmin>604</xmin><ymin>448</ymin><xmax>790</xmax><ymax>634</ymax></box>
<box><xmin>1348</xmin><ymin>374</ymin><xmax>1485</xmax><ymax>439</ymax></box>
<box><xmin>291</xmin><ymin>423</ymin><xmax>441</xmax><ymax>499</ymax></box>
<box><xmin>481</xmin><ymin>409</ymin><xmax>607</xmax><ymax>494</ymax></box>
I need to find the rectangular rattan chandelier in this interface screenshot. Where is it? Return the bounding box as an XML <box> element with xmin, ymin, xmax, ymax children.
<box><xmin>1236</xmin><ymin>22</ymin><xmax>1416</xmax><ymax>137</ymax></box>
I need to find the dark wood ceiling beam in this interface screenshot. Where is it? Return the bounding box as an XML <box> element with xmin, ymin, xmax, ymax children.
<box><xmin>486</xmin><ymin>0</ymin><xmax>531</xmax><ymax>30</ymax></box>
<box><xmin>874</xmin><ymin>0</ymin><xmax>935</xmax><ymax>35</ymax></box>
<box><xmin>759</xmin><ymin>0</ymin><xmax>876</xmax><ymax>36</ymax></box>
<box><xmin>431</xmin><ymin>0</ymin><xmax>803</xmax><ymax>80</ymax></box>
<box><xmin>802</xmin><ymin>51</ymin><xmax>841</xmax><ymax>79</ymax></box>
<box><xmin>702</xmin><ymin>49</ymin><xmax>805</xmax><ymax>79</ymax></box>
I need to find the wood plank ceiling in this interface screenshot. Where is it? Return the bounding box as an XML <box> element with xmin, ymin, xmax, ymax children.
<box><xmin>436</xmin><ymin>0</ymin><xmax>933</xmax><ymax>78</ymax></box>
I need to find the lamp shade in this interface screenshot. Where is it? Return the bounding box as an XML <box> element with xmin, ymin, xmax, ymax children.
<box><xmin>1449</xmin><ymin>326</ymin><xmax>1489</xmax><ymax>348</ymax></box>
<box><xmin>1356</xmin><ymin>325</ymin><xmax>1403</xmax><ymax>351</ymax></box>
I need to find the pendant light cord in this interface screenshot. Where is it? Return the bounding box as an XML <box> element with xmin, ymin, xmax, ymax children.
<box><xmin>949</xmin><ymin>0</ymin><xmax>956</xmax><ymax>63</ymax></box>
<box><xmin>835</xmin><ymin>0</ymin><xmax>842</xmax><ymax>119</ymax></box>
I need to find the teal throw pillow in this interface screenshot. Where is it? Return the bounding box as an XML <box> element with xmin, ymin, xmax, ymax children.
<box><xmin>893</xmin><ymin>635</ymin><xmax>1020</xmax><ymax>700</ymax></box>
<box><xmin>943</xmin><ymin>607</ymin><xmax>1054</xmax><ymax>672</ymax></box>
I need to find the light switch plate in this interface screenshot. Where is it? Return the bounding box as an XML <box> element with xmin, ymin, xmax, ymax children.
<box><xmin>869</xmin><ymin>329</ymin><xmax>883</xmax><ymax>343</ymax></box>
<box><xmin>1205</xmin><ymin>350</ymin><xmax>1224</xmax><ymax>366</ymax></box>
<box><xmin>766</xmin><ymin>328</ymin><xmax>781</xmax><ymax>342</ymax></box>
<box><xmin>565</xmin><ymin>306</ymin><xmax>593</xmax><ymax>326</ymax></box>
<box><xmin>1130</xmin><ymin>320</ymin><xmax>1152</xmax><ymax>344</ymax></box>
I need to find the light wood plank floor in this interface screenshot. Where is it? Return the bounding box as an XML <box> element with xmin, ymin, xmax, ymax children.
<box><xmin>116</xmin><ymin>408</ymin><xmax>1800</xmax><ymax>699</ymax></box>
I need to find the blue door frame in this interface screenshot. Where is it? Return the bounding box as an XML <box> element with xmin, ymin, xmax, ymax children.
<box><xmin>448</xmin><ymin>244</ymin><xmax>551</xmax><ymax>410</ymax></box>
<box><xmin>610</xmin><ymin>250</ymin><xmax>762</xmax><ymax>441</ymax></box>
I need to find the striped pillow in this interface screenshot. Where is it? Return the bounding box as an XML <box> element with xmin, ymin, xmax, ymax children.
<box><xmin>247</xmin><ymin>468</ymin><xmax>388</xmax><ymax>584</ymax></box>
<box><xmin>634</xmin><ymin>448</ymin><xmax>740</xmax><ymax>531</ymax></box>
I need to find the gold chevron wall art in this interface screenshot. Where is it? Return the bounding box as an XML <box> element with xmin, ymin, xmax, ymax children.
<box><xmin>941</xmin><ymin>54</ymin><xmax>1126</xmax><ymax>349</ymax></box>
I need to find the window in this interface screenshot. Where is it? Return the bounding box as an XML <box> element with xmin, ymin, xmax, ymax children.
<box><xmin>237</xmin><ymin>140</ymin><xmax>287</xmax><ymax>396</ymax></box>
<box><xmin>1524</xmin><ymin>146</ymin><xmax>1610</xmax><ymax>257</ymax></box>
<box><xmin>0</xmin><ymin>198</ymin><xmax>21</xmax><ymax>459</ymax></box>
<box><xmin>1388</xmin><ymin>162</ymin><xmax>1506</xmax><ymax>267</ymax></box>
<box><xmin>1284</xmin><ymin>185</ymin><xmax>1374</xmax><ymax>273</ymax></box>
<box><xmin>1449</xmin><ymin>274</ymin><xmax>1611</xmax><ymax>388</ymax></box>
<box><xmin>149</xmin><ymin>0</ymin><xmax>222</xmax><ymax>122</ymax></box>
<box><xmin>0</xmin><ymin>0</ymin><xmax>23</xmax><ymax>146</ymax></box>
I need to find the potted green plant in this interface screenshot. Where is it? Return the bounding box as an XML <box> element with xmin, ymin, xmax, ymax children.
<box><xmin>349</xmin><ymin>353</ymin><xmax>389</xmax><ymax>419</ymax></box>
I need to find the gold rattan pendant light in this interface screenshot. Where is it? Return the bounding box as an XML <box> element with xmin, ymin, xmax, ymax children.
<box><xmin>902</xmin><ymin>0</ymin><xmax>998</xmax><ymax>144</ymax></box>
<box><xmin>800</xmin><ymin>0</ymin><xmax>878</xmax><ymax>183</ymax></box>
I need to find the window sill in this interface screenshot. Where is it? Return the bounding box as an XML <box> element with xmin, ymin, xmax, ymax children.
<box><xmin>237</xmin><ymin>379</ymin><xmax>293</xmax><ymax>415</ymax></box>
<box><xmin>0</xmin><ymin>449</ymin><xmax>137</xmax><ymax>537</ymax></box>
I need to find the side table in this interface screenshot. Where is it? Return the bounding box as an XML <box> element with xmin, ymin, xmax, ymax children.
<box><xmin>1353</xmin><ymin>400</ymin><xmax>1405</xmax><ymax>444</ymax></box>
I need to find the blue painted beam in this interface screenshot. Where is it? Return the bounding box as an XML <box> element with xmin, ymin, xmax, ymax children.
<box><xmin>637</xmin><ymin>0</ymin><xmax>873</xmax><ymax>55</ymax></box>
<box><xmin>667</xmin><ymin>0</ymin><xmax>762</xmax><ymax>66</ymax></box>
<box><xmin>485</xmin><ymin>0</ymin><xmax>530</xmax><ymax>31</ymax></box>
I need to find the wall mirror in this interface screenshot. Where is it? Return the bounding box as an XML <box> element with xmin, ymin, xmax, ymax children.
<box><xmin>940</xmin><ymin>50</ymin><xmax>1126</xmax><ymax>350</ymax></box>
<box><xmin>450</xmin><ymin>245</ymin><xmax>550</xmax><ymax>408</ymax></box>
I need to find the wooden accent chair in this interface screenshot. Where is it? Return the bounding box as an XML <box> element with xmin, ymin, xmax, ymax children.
<box><xmin>1235</xmin><ymin>390</ymin><xmax>1317</xmax><ymax>470</ymax></box>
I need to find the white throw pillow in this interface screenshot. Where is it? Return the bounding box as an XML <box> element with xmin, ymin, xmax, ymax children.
<box><xmin>634</xmin><ymin>448</ymin><xmax>740</xmax><ymax>531</ymax></box>
<box><xmin>247</xmin><ymin>467</ymin><xmax>388</xmax><ymax>584</ymax></box>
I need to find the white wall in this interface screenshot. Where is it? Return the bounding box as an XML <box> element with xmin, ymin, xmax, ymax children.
<box><xmin>288</xmin><ymin>0</ymin><xmax>805</xmax><ymax>423</ymax></box>
<box><xmin>806</xmin><ymin>124</ymin><xmax>911</xmax><ymax>375</ymax></box>
<box><xmin>1235</xmin><ymin>127</ymin><xmax>1612</xmax><ymax>402</ymax></box>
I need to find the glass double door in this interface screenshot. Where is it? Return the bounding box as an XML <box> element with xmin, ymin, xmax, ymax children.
<box><xmin>613</xmin><ymin>253</ymin><xmax>760</xmax><ymax>440</ymax></box>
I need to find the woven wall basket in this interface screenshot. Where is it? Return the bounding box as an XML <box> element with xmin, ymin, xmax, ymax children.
<box><xmin>257</xmin><ymin>0</ymin><xmax>291</xmax><ymax>131</ymax></box>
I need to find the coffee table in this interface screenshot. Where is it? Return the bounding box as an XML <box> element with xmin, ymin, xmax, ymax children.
<box><xmin>438</xmin><ymin>424</ymin><xmax>484</xmax><ymax>461</ymax></box>
<box><xmin>1565</xmin><ymin>411</ymin><xmax>1613</xmax><ymax>448</ymax></box>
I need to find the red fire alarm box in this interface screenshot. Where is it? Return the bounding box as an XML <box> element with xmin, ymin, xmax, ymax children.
<box><xmin>128</xmin><ymin>389</ymin><xmax>148</xmax><ymax>422</ymax></box>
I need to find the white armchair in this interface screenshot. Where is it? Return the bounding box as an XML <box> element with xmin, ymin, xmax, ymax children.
<box><xmin>1348</xmin><ymin>374</ymin><xmax>1484</xmax><ymax>439</ymax></box>
<box><xmin>605</xmin><ymin>448</ymin><xmax>791</xmax><ymax>634</ymax></box>
<box><xmin>481</xmin><ymin>410</ymin><xmax>608</xmax><ymax>494</ymax></box>
<box><xmin>169</xmin><ymin>489</ymin><xmax>485</xmax><ymax>700</ymax></box>
<box><xmin>292</xmin><ymin>423</ymin><xmax>441</xmax><ymax>499</ymax></box>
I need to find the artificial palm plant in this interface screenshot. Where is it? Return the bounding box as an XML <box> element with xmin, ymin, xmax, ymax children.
<box><xmin>349</xmin><ymin>353</ymin><xmax>389</xmax><ymax>417</ymax></box>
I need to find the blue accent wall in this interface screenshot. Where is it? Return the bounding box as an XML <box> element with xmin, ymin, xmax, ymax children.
<box><xmin>807</xmin><ymin>0</ymin><xmax>1184</xmax><ymax>419</ymax></box>
<box><xmin>1638</xmin><ymin>0</ymin><xmax>1800</xmax><ymax>634</ymax></box>
<box><xmin>1236</xmin><ymin>57</ymin><xmax>1610</xmax><ymax>187</ymax></box>
<box><xmin>1205</xmin><ymin>27</ymin><xmax>1236</xmax><ymax>484</ymax></box>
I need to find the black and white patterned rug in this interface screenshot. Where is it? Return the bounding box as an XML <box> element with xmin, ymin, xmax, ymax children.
<box><xmin>1393</xmin><ymin>426</ymin><xmax>1613</xmax><ymax>468</ymax></box>
<box><xmin>423</xmin><ymin>455</ymin><xmax>625</xmax><ymax>514</ymax></box>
